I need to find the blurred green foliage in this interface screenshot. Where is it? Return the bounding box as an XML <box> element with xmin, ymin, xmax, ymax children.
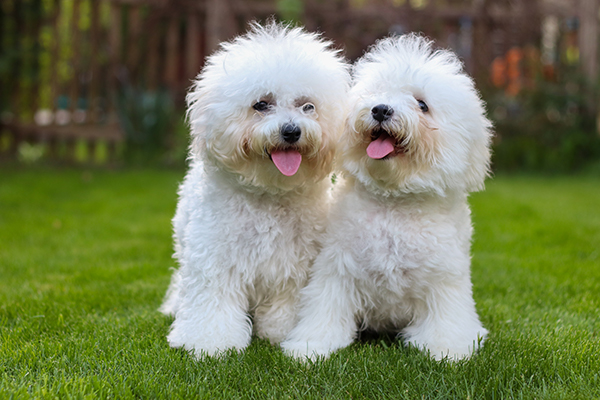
<box><xmin>277</xmin><ymin>0</ymin><xmax>303</xmax><ymax>24</ymax></box>
<box><xmin>2</xmin><ymin>0</ymin><xmax>600</xmax><ymax>171</ymax></box>
<box><xmin>487</xmin><ymin>71</ymin><xmax>600</xmax><ymax>172</ymax></box>
<box><xmin>115</xmin><ymin>87</ymin><xmax>187</xmax><ymax>165</ymax></box>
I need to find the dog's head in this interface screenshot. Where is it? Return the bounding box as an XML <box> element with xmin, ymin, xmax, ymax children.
<box><xmin>186</xmin><ymin>22</ymin><xmax>350</xmax><ymax>193</ymax></box>
<box><xmin>342</xmin><ymin>34</ymin><xmax>492</xmax><ymax>197</ymax></box>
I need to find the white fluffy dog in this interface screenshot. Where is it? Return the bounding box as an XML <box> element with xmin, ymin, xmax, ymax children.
<box><xmin>282</xmin><ymin>34</ymin><xmax>492</xmax><ymax>361</ymax></box>
<box><xmin>160</xmin><ymin>23</ymin><xmax>350</xmax><ymax>357</ymax></box>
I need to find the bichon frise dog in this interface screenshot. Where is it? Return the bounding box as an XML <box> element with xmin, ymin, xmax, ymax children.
<box><xmin>281</xmin><ymin>34</ymin><xmax>492</xmax><ymax>361</ymax></box>
<box><xmin>159</xmin><ymin>22</ymin><xmax>350</xmax><ymax>357</ymax></box>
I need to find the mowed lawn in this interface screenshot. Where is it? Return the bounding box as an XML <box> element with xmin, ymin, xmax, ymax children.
<box><xmin>1</xmin><ymin>167</ymin><xmax>599</xmax><ymax>399</ymax></box>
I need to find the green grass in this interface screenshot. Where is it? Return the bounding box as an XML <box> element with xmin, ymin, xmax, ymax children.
<box><xmin>1</xmin><ymin>167</ymin><xmax>599</xmax><ymax>399</ymax></box>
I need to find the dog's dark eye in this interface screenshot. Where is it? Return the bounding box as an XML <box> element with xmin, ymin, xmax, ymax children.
<box><xmin>253</xmin><ymin>101</ymin><xmax>270</xmax><ymax>112</ymax></box>
<box><xmin>418</xmin><ymin>100</ymin><xmax>429</xmax><ymax>113</ymax></box>
<box><xmin>302</xmin><ymin>103</ymin><xmax>315</xmax><ymax>113</ymax></box>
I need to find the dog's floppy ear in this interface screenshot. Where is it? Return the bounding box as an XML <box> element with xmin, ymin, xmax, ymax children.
<box><xmin>463</xmin><ymin>114</ymin><xmax>493</xmax><ymax>192</ymax></box>
<box><xmin>444</xmin><ymin>73</ymin><xmax>493</xmax><ymax>193</ymax></box>
<box><xmin>185</xmin><ymin>77</ymin><xmax>212</xmax><ymax>159</ymax></box>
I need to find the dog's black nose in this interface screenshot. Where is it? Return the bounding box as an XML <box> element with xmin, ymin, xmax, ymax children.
<box><xmin>281</xmin><ymin>123</ymin><xmax>301</xmax><ymax>144</ymax></box>
<box><xmin>371</xmin><ymin>104</ymin><xmax>393</xmax><ymax>122</ymax></box>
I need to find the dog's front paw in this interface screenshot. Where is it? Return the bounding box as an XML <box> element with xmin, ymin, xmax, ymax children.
<box><xmin>167</xmin><ymin>322</ymin><xmax>252</xmax><ymax>358</ymax></box>
<box><xmin>420</xmin><ymin>343</ymin><xmax>477</xmax><ymax>361</ymax></box>
<box><xmin>167</xmin><ymin>334</ymin><xmax>250</xmax><ymax>358</ymax></box>
<box><xmin>280</xmin><ymin>339</ymin><xmax>347</xmax><ymax>361</ymax></box>
<box><xmin>406</xmin><ymin>328</ymin><xmax>487</xmax><ymax>361</ymax></box>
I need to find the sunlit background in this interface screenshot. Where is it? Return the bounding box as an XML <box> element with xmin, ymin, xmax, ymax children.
<box><xmin>1</xmin><ymin>0</ymin><xmax>599</xmax><ymax>171</ymax></box>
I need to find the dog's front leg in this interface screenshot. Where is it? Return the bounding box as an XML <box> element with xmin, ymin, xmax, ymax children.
<box><xmin>166</xmin><ymin>276</ymin><xmax>252</xmax><ymax>358</ymax></box>
<box><xmin>401</xmin><ymin>274</ymin><xmax>487</xmax><ymax>361</ymax></box>
<box><xmin>281</xmin><ymin>253</ymin><xmax>360</xmax><ymax>360</ymax></box>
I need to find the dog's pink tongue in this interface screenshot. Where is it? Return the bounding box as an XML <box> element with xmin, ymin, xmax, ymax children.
<box><xmin>271</xmin><ymin>149</ymin><xmax>302</xmax><ymax>176</ymax></box>
<box><xmin>367</xmin><ymin>132</ymin><xmax>395</xmax><ymax>159</ymax></box>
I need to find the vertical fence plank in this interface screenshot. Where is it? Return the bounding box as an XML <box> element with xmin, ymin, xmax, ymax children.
<box><xmin>146</xmin><ymin>12</ymin><xmax>161</xmax><ymax>90</ymax></box>
<box><xmin>0</xmin><ymin>1</ymin><xmax>11</xmax><ymax>156</ymax></box>
<box><xmin>69</xmin><ymin>0</ymin><xmax>81</xmax><ymax>120</ymax></box>
<box><xmin>0</xmin><ymin>4</ymin><xmax>4</xmax><ymax>110</ymax></box>
<box><xmin>205</xmin><ymin>0</ymin><xmax>238</xmax><ymax>55</ymax></box>
<box><xmin>472</xmin><ymin>0</ymin><xmax>493</xmax><ymax>85</ymax></box>
<box><xmin>8</xmin><ymin>0</ymin><xmax>25</xmax><ymax>154</ymax></box>
<box><xmin>205</xmin><ymin>0</ymin><xmax>221</xmax><ymax>55</ymax></box>
<box><xmin>579</xmin><ymin>0</ymin><xmax>599</xmax><ymax>115</ymax></box>
<box><xmin>0</xmin><ymin>4</ymin><xmax>3</xmax><ymax>108</ymax></box>
<box><xmin>49</xmin><ymin>0</ymin><xmax>61</xmax><ymax>117</ymax></box>
<box><xmin>30</xmin><ymin>0</ymin><xmax>42</xmax><ymax>118</ymax></box>
<box><xmin>185</xmin><ymin>12</ymin><xmax>201</xmax><ymax>83</ymax></box>
<box><xmin>165</xmin><ymin>15</ymin><xmax>179</xmax><ymax>90</ymax></box>
<box><xmin>107</xmin><ymin>1</ymin><xmax>121</xmax><ymax>124</ymax></box>
<box><xmin>126</xmin><ymin>5</ymin><xmax>143</xmax><ymax>83</ymax></box>
<box><xmin>89</xmin><ymin>0</ymin><xmax>101</xmax><ymax>123</ymax></box>
<box><xmin>45</xmin><ymin>0</ymin><xmax>61</xmax><ymax>157</ymax></box>
<box><xmin>12</xmin><ymin>0</ymin><xmax>23</xmax><ymax>122</ymax></box>
<box><xmin>0</xmin><ymin>1</ymin><xmax>9</xmax><ymax>115</ymax></box>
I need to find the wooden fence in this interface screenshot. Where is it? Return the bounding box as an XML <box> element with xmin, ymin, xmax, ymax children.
<box><xmin>0</xmin><ymin>0</ymin><xmax>277</xmax><ymax>163</ymax></box>
<box><xmin>0</xmin><ymin>0</ymin><xmax>585</xmax><ymax>164</ymax></box>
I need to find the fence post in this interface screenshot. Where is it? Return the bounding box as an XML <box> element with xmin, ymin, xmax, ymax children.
<box><xmin>472</xmin><ymin>0</ymin><xmax>493</xmax><ymax>87</ymax></box>
<box><xmin>579</xmin><ymin>0</ymin><xmax>599</xmax><ymax>85</ymax></box>
<box><xmin>205</xmin><ymin>0</ymin><xmax>236</xmax><ymax>55</ymax></box>
<box><xmin>579</xmin><ymin>0</ymin><xmax>599</xmax><ymax>130</ymax></box>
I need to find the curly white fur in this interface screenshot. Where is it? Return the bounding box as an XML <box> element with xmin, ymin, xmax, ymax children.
<box><xmin>282</xmin><ymin>34</ymin><xmax>492</xmax><ymax>361</ymax></box>
<box><xmin>160</xmin><ymin>22</ymin><xmax>350</xmax><ymax>357</ymax></box>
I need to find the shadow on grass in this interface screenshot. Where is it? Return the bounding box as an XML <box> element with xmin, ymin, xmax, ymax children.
<box><xmin>356</xmin><ymin>328</ymin><xmax>398</xmax><ymax>345</ymax></box>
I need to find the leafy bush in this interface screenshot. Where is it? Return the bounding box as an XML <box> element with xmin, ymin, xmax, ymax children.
<box><xmin>487</xmin><ymin>71</ymin><xmax>600</xmax><ymax>172</ymax></box>
<box><xmin>116</xmin><ymin>86</ymin><xmax>184</xmax><ymax>165</ymax></box>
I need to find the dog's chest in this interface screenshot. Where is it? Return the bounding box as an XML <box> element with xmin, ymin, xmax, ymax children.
<box><xmin>339</xmin><ymin>200</ymin><xmax>460</xmax><ymax>286</ymax></box>
<box><xmin>358</xmin><ymin>213</ymin><xmax>429</xmax><ymax>275</ymax></box>
<box><xmin>210</xmin><ymin>195</ymin><xmax>322</xmax><ymax>276</ymax></box>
